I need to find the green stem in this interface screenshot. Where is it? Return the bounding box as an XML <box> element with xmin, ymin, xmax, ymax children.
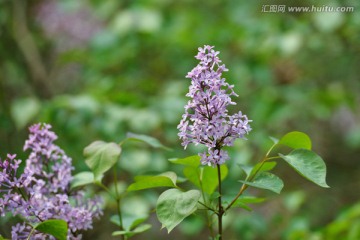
<box><xmin>224</xmin><ymin>183</ymin><xmax>248</xmax><ymax>212</ymax></box>
<box><xmin>199</xmin><ymin>169</ymin><xmax>215</xmax><ymax>237</ymax></box>
<box><xmin>265</xmin><ymin>143</ymin><xmax>277</xmax><ymax>157</ymax></box>
<box><xmin>198</xmin><ymin>201</ymin><xmax>218</xmax><ymax>214</ymax></box>
<box><xmin>225</xmin><ymin>143</ymin><xmax>279</xmax><ymax>212</ymax></box>
<box><xmin>96</xmin><ymin>182</ymin><xmax>116</xmax><ymax>199</ymax></box>
<box><xmin>217</xmin><ymin>164</ymin><xmax>224</xmax><ymax>240</ymax></box>
<box><xmin>95</xmin><ymin>177</ymin><xmax>125</xmax><ymax>240</ymax></box>
<box><xmin>26</xmin><ymin>225</ymin><xmax>36</xmax><ymax>240</ymax></box>
<box><xmin>113</xmin><ymin>168</ymin><xmax>125</xmax><ymax>240</ymax></box>
<box><xmin>118</xmin><ymin>139</ymin><xmax>127</xmax><ymax>146</ymax></box>
<box><xmin>265</xmin><ymin>156</ymin><xmax>281</xmax><ymax>161</ymax></box>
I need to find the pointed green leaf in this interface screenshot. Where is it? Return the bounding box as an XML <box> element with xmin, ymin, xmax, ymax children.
<box><xmin>230</xmin><ymin>196</ymin><xmax>266</xmax><ymax>211</ymax></box>
<box><xmin>237</xmin><ymin>196</ymin><xmax>266</xmax><ymax>204</ymax></box>
<box><xmin>129</xmin><ymin>217</ymin><xmax>148</xmax><ymax>231</ymax></box>
<box><xmin>169</xmin><ymin>155</ymin><xmax>201</xmax><ymax>167</ymax></box>
<box><xmin>175</xmin><ymin>176</ymin><xmax>188</xmax><ymax>183</ymax></box>
<box><xmin>231</xmin><ymin>196</ymin><xmax>265</xmax><ymax>211</ymax></box>
<box><xmin>209</xmin><ymin>192</ymin><xmax>221</xmax><ymax>200</ymax></box>
<box><xmin>237</xmin><ymin>164</ymin><xmax>252</xmax><ymax>177</ymax></box>
<box><xmin>84</xmin><ymin>141</ymin><xmax>121</xmax><ymax>181</ymax></box>
<box><xmin>135</xmin><ymin>171</ymin><xmax>177</xmax><ymax>185</ymax></box>
<box><xmin>132</xmin><ymin>224</ymin><xmax>152</xmax><ymax>234</ymax></box>
<box><xmin>239</xmin><ymin>172</ymin><xmax>284</xmax><ymax>194</ymax></box>
<box><xmin>112</xmin><ymin>224</ymin><xmax>151</xmax><ymax>237</ymax></box>
<box><xmin>126</xmin><ymin>132</ymin><xmax>171</xmax><ymax>150</ymax></box>
<box><xmin>270</xmin><ymin>136</ymin><xmax>279</xmax><ymax>144</ymax></box>
<box><xmin>184</xmin><ymin>165</ymin><xmax>228</xmax><ymax>195</ymax></box>
<box><xmin>110</xmin><ymin>215</ymin><xmax>122</xmax><ymax>227</ymax></box>
<box><xmin>156</xmin><ymin>189</ymin><xmax>201</xmax><ymax>233</ymax></box>
<box><xmin>112</xmin><ymin>231</ymin><xmax>127</xmax><ymax>236</ymax></box>
<box><xmin>34</xmin><ymin>219</ymin><xmax>68</xmax><ymax>240</ymax></box>
<box><xmin>239</xmin><ymin>161</ymin><xmax>277</xmax><ymax>179</ymax></box>
<box><xmin>110</xmin><ymin>214</ymin><xmax>148</xmax><ymax>231</ymax></box>
<box><xmin>127</xmin><ymin>176</ymin><xmax>175</xmax><ymax>191</ymax></box>
<box><xmin>127</xmin><ymin>172</ymin><xmax>177</xmax><ymax>191</ymax></box>
<box><xmin>202</xmin><ymin>165</ymin><xmax>228</xmax><ymax>194</ymax></box>
<box><xmin>232</xmin><ymin>201</ymin><xmax>253</xmax><ymax>211</ymax></box>
<box><xmin>279</xmin><ymin>149</ymin><xmax>329</xmax><ymax>188</ymax></box>
<box><xmin>248</xmin><ymin>161</ymin><xmax>277</xmax><ymax>179</ymax></box>
<box><xmin>183</xmin><ymin>167</ymin><xmax>199</xmax><ymax>187</ymax></box>
<box><xmin>70</xmin><ymin>171</ymin><xmax>94</xmax><ymax>189</ymax></box>
<box><xmin>279</xmin><ymin>131</ymin><xmax>312</xmax><ymax>150</ymax></box>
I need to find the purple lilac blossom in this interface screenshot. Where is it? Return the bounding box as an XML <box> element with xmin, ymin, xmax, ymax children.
<box><xmin>178</xmin><ymin>45</ymin><xmax>252</xmax><ymax>166</ymax></box>
<box><xmin>23</xmin><ymin>123</ymin><xmax>73</xmax><ymax>193</ymax></box>
<box><xmin>0</xmin><ymin>123</ymin><xmax>103</xmax><ymax>240</ymax></box>
<box><xmin>36</xmin><ymin>0</ymin><xmax>102</xmax><ymax>51</ymax></box>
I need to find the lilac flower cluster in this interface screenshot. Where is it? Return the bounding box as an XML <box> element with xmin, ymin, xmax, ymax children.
<box><xmin>0</xmin><ymin>123</ymin><xmax>102</xmax><ymax>240</ymax></box>
<box><xmin>178</xmin><ymin>45</ymin><xmax>252</xmax><ymax>166</ymax></box>
<box><xmin>36</xmin><ymin>0</ymin><xmax>102</xmax><ymax>51</ymax></box>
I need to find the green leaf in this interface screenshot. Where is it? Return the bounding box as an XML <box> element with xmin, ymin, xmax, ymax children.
<box><xmin>248</xmin><ymin>161</ymin><xmax>277</xmax><ymax>179</ymax></box>
<box><xmin>135</xmin><ymin>171</ymin><xmax>177</xmax><ymax>184</ymax></box>
<box><xmin>111</xmin><ymin>214</ymin><xmax>149</xmax><ymax>230</ymax></box>
<box><xmin>229</xmin><ymin>196</ymin><xmax>266</xmax><ymax>211</ymax></box>
<box><xmin>237</xmin><ymin>164</ymin><xmax>253</xmax><ymax>177</ymax></box>
<box><xmin>112</xmin><ymin>224</ymin><xmax>151</xmax><ymax>237</ymax></box>
<box><xmin>70</xmin><ymin>171</ymin><xmax>94</xmax><ymax>189</ymax></box>
<box><xmin>270</xmin><ymin>136</ymin><xmax>279</xmax><ymax>144</ymax></box>
<box><xmin>112</xmin><ymin>230</ymin><xmax>127</xmax><ymax>236</ymax></box>
<box><xmin>126</xmin><ymin>132</ymin><xmax>171</xmax><ymax>150</ymax></box>
<box><xmin>129</xmin><ymin>217</ymin><xmax>148</xmax><ymax>230</ymax></box>
<box><xmin>237</xmin><ymin>196</ymin><xmax>266</xmax><ymax>204</ymax></box>
<box><xmin>156</xmin><ymin>189</ymin><xmax>201</xmax><ymax>233</ymax></box>
<box><xmin>175</xmin><ymin>176</ymin><xmax>187</xmax><ymax>183</ymax></box>
<box><xmin>279</xmin><ymin>149</ymin><xmax>329</xmax><ymax>188</ymax></box>
<box><xmin>232</xmin><ymin>201</ymin><xmax>253</xmax><ymax>211</ymax></box>
<box><xmin>184</xmin><ymin>165</ymin><xmax>228</xmax><ymax>195</ymax></box>
<box><xmin>239</xmin><ymin>172</ymin><xmax>284</xmax><ymax>194</ymax></box>
<box><xmin>34</xmin><ymin>219</ymin><xmax>68</xmax><ymax>240</ymax></box>
<box><xmin>169</xmin><ymin>155</ymin><xmax>201</xmax><ymax>167</ymax></box>
<box><xmin>110</xmin><ymin>215</ymin><xmax>122</xmax><ymax>227</ymax></box>
<box><xmin>183</xmin><ymin>167</ymin><xmax>199</xmax><ymax>187</ymax></box>
<box><xmin>209</xmin><ymin>192</ymin><xmax>221</xmax><ymax>200</ymax></box>
<box><xmin>279</xmin><ymin>131</ymin><xmax>312</xmax><ymax>150</ymax></box>
<box><xmin>83</xmin><ymin>141</ymin><xmax>121</xmax><ymax>181</ymax></box>
<box><xmin>239</xmin><ymin>161</ymin><xmax>277</xmax><ymax>180</ymax></box>
<box><xmin>127</xmin><ymin>172</ymin><xmax>177</xmax><ymax>191</ymax></box>
<box><xmin>202</xmin><ymin>165</ymin><xmax>228</xmax><ymax>194</ymax></box>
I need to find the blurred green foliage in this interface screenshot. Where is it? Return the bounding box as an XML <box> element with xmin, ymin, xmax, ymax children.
<box><xmin>1</xmin><ymin>0</ymin><xmax>360</xmax><ymax>239</ymax></box>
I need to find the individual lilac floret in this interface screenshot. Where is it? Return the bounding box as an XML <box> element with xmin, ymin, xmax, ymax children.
<box><xmin>178</xmin><ymin>45</ymin><xmax>252</xmax><ymax>166</ymax></box>
<box><xmin>0</xmin><ymin>123</ymin><xmax>103</xmax><ymax>240</ymax></box>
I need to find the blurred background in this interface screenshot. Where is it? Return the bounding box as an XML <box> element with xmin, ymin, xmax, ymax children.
<box><xmin>1</xmin><ymin>0</ymin><xmax>360</xmax><ymax>239</ymax></box>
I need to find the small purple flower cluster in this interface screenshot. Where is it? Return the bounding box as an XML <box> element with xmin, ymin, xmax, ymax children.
<box><xmin>0</xmin><ymin>123</ymin><xmax>102</xmax><ymax>240</ymax></box>
<box><xmin>36</xmin><ymin>0</ymin><xmax>102</xmax><ymax>51</ymax></box>
<box><xmin>178</xmin><ymin>45</ymin><xmax>252</xmax><ymax>166</ymax></box>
